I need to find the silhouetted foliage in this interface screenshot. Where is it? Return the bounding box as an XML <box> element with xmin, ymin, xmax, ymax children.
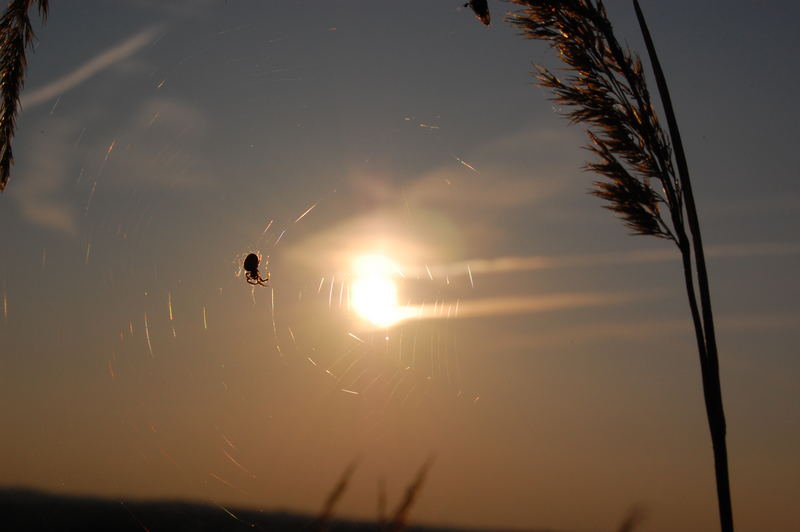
<box><xmin>509</xmin><ymin>0</ymin><xmax>676</xmax><ymax>238</ymax></box>
<box><xmin>0</xmin><ymin>0</ymin><xmax>48</xmax><ymax>191</ymax></box>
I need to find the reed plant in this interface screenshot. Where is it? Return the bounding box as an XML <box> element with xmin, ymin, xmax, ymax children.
<box><xmin>0</xmin><ymin>0</ymin><xmax>48</xmax><ymax>191</ymax></box>
<box><xmin>506</xmin><ymin>1</ymin><xmax>733</xmax><ymax>530</ymax></box>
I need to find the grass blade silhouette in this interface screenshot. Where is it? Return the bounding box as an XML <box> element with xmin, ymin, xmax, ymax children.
<box><xmin>616</xmin><ymin>505</ymin><xmax>646</xmax><ymax>532</ymax></box>
<box><xmin>387</xmin><ymin>456</ymin><xmax>433</xmax><ymax>532</ymax></box>
<box><xmin>310</xmin><ymin>459</ymin><xmax>358</xmax><ymax>532</ymax></box>
<box><xmin>377</xmin><ymin>475</ymin><xmax>387</xmax><ymax>531</ymax></box>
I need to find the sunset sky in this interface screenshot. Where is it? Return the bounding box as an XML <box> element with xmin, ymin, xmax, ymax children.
<box><xmin>1</xmin><ymin>1</ymin><xmax>798</xmax><ymax>531</ymax></box>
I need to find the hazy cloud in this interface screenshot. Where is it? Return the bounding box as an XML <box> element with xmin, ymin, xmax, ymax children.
<box><xmin>495</xmin><ymin>311</ymin><xmax>800</xmax><ymax>352</ymax></box>
<box><xmin>11</xmin><ymin>120</ymin><xmax>80</xmax><ymax>235</ymax></box>
<box><xmin>405</xmin><ymin>127</ymin><xmax>576</xmax><ymax>211</ymax></box>
<box><xmin>102</xmin><ymin>97</ymin><xmax>214</xmax><ymax>190</ymax></box>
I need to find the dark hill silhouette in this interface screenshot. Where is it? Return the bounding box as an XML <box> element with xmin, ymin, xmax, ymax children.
<box><xmin>0</xmin><ymin>488</ymin><xmax>557</xmax><ymax>532</ymax></box>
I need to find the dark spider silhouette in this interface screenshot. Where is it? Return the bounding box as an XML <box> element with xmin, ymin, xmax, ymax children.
<box><xmin>243</xmin><ymin>253</ymin><xmax>269</xmax><ymax>286</ymax></box>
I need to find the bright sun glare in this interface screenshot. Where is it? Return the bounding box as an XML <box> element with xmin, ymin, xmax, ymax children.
<box><xmin>350</xmin><ymin>254</ymin><xmax>408</xmax><ymax>327</ymax></box>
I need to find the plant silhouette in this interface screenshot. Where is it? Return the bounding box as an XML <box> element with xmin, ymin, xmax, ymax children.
<box><xmin>507</xmin><ymin>1</ymin><xmax>733</xmax><ymax>530</ymax></box>
<box><xmin>0</xmin><ymin>0</ymin><xmax>49</xmax><ymax>191</ymax></box>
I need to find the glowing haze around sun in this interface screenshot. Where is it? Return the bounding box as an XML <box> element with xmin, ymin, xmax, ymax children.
<box><xmin>350</xmin><ymin>254</ymin><xmax>413</xmax><ymax>327</ymax></box>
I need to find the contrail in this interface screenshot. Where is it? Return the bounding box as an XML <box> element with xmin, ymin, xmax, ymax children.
<box><xmin>21</xmin><ymin>25</ymin><xmax>162</xmax><ymax>110</ymax></box>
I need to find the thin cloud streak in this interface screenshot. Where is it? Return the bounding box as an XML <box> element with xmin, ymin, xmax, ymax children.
<box><xmin>21</xmin><ymin>25</ymin><xmax>162</xmax><ymax>110</ymax></box>
<box><xmin>408</xmin><ymin>291</ymin><xmax>646</xmax><ymax>321</ymax></box>
<box><xmin>418</xmin><ymin>242</ymin><xmax>800</xmax><ymax>279</ymax></box>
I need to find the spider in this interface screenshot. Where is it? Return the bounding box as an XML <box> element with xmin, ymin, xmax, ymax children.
<box><xmin>243</xmin><ymin>253</ymin><xmax>269</xmax><ymax>286</ymax></box>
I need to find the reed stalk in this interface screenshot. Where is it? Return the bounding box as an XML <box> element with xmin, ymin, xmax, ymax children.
<box><xmin>506</xmin><ymin>1</ymin><xmax>733</xmax><ymax>530</ymax></box>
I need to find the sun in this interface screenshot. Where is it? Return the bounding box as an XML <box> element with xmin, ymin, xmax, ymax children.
<box><xmin>350</xmin><ymin>254</ymin><xmax>408</xmax><ymax>327</ymax></box>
